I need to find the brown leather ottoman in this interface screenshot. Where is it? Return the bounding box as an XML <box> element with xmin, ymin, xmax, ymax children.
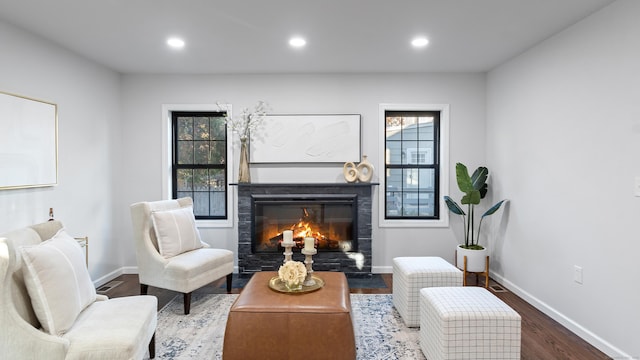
<box><xmin>222</xmin><ymin>271</ymin><xmax>355</xmax><ymax>360</ymax></box>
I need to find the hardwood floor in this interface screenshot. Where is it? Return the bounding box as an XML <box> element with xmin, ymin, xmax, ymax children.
<box><xmin>104</xmin><ymin>273</ymin><xmax>610</xmax><ymax>360</ymax></box>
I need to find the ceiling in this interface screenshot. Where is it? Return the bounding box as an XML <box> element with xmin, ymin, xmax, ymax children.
<box><xmin>0</xmin><ymin>0</ymin><xmax>615</xmax><ymax>74</ymax></box>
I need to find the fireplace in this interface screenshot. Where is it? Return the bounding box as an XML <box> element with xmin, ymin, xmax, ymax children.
<box><xmin>252</xmin><ymin>194</ymin><xmax>357</xmax><ymax>253</ymax></box>
<box><xmin>235</xmin><ymin>183</ymin><xmax>374</xmax><ymax>277</ymax></box>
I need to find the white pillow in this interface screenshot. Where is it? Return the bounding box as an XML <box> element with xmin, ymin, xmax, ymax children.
<box><xmin>20</xmin><ymin>228</ymin><xmax>96</xmax><ymax>335</ymax></box>
<box><xmin>151</xmin><ymin>206</ymin><xmax>203</xmax><ymax>258</ymax></box>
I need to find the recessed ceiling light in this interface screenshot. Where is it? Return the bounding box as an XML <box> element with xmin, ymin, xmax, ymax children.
<box><xmin>289</xmin><ymin>37</ymin><xmax>306</xmax><ymax>48</ymax></box>
<box><xmin>411</xmin><ymin>37</ymin><xmax>429</xmax><ymax>48</ymax></box>
<box><xmin>167</xmin><ymin>37</ymin><xmax>185</xmax><ymax>49</ymax></box>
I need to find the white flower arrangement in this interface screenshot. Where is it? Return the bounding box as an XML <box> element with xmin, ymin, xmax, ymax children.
<box><xmin>220</xmin><ymin>100</ymin><xmax>269</xmax><ymax>140</ymax></box>
<box><xmin>278</xmin><ymin>260</ymin><xmax>307</xmax><ymax>288</ymax></box>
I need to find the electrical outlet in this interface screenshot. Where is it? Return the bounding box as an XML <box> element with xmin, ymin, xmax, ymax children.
<box><xmin>635</xmin><ymin>177</ymin><xmax>640</xmax><ymax>197</ymax></box>
<box><xmin>574</xmin><ymin>265</ymin><xmax>583</xmax><ymax>284</ymax></box>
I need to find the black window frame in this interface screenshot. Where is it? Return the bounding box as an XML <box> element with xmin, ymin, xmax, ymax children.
<box><xmin>171</xmin><ymin>110</ymin><xmax>228</xmax><ymax>220</ymax></box>
<box><xmin>384</xmin><ymin>110</ymin><xmax>441</xmax><ymax>220</ymax></box>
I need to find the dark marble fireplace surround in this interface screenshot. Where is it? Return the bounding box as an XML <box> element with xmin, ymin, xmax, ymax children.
<box><xmin>236</xmin><ymin>183</ymin><xmax>374</xmax><ymax>278</ymax></box>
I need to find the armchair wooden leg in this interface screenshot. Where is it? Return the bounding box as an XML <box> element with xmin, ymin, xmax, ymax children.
<box><xmin>183</xmin><ymin>292</ymin><xmax>192</xmax><ymax>315</ymax></box>
<box><xmin>148</xmin><ymin>332</ymin><xmax>155</xmax><ymax>359</ymax></box>
<box><xmin>140</xmin><ymin>284</ymin><xmax>149</xmax><ymax>295</ymax></box>
<box><xmin>226</xmin><ymin>273</ymin><xmax>233</xmax><ymax>293</ymax></box>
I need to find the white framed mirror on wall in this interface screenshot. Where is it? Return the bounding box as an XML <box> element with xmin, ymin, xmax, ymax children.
<box><xmin>0</xmin><ymin>91</ymin><xmax>58</xmax><ymax>190</ymax></box>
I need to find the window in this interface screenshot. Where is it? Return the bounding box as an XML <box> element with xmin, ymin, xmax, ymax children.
<box><xmin>172</xmin><ymin>111</ymin><xmax>228</xmax><ymax>219</ymax></box>
<box><xmin>379</xmin><ymin>104</ymin><xmax>449</xmax><ymax>227</ymax></box>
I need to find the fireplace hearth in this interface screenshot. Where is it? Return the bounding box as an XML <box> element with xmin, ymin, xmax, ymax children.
<box><xmin>235</xmin><ymin>183</ymin><xmax>375</xmax><ymax>277</ymax></box>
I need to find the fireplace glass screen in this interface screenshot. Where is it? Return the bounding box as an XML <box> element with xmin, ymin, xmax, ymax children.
<box><xmin>252</xmin><ymin>195</ymin><xmax>357</xmax><ymax>253</ymax></box>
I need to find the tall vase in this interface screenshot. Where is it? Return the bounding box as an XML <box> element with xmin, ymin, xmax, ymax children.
<box><xmin>356</xmin><ymin>155</ymin><xmax>374</xmax><ymax>182</ymax></box>
<box><xmin>238</xmin><ymin>137</ymin><xmax>250</xmax><ymax>183</ymax></box>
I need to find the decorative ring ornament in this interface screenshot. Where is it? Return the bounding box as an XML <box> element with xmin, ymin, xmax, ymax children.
<box><xmin>343</xmin><ymin>162</ymin><xmax>358</xmax><ymax>183</ymax></box>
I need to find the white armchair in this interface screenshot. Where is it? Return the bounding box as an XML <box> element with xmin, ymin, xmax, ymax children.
<box><xmin>130</xmin><ymin>197</ymin><xmax>234</xmax><ymax>315</ymax></box>
<box><xmin>0</xmin><ymin>221</ymin><xmax>157</xmax><ymax>360</ymax></box>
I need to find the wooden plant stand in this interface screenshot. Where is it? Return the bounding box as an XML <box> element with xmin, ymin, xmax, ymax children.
<box><xmin>463</xmin><ymin>255</ymin><xmax>490</xmax><ymax>289</ymax></box>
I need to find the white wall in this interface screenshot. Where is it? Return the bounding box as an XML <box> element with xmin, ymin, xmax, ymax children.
<box><xmin>0</xmin><ymin>17</ymin><xmax>487</xmax><ymax>283</ymax></box>
<box><xmin>0</xmin><ymin>20</ymin><xmax>124</xmax><ymax>283</ymax></box>
<box><xmin>118</xmin><ymin>73</ymin><xmax>487</xmax><ymax>271</ymax></box>
<box><xmin>486</xmin><ymin>0</ymin><xmax>640</xmax><ymax>357</ymax></box>
<box><xmin>2</xmin><ymin>2</ymin><xmax>633</xmax><ymax>355</ymax></box>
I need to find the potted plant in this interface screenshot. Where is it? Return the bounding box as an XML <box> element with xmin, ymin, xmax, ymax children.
<box><xmin>444</xmin><ymin>162</ymin><xmax>506</xmax><ymax>272</ymax></box>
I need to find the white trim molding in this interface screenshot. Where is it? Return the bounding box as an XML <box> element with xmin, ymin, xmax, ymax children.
<box><xmin>378</xmin><ymin>103</ymin><xmax>450</xmax><ymax>228</ymax></box>
<box><xmin>161</xmin><ymin>103</ymin><xmax>234</xmax><ymax>228</ymax></box>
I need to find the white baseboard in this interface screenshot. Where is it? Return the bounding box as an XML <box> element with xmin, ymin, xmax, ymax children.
<box><xmin>372</xmin><ymin>265</ymin><xmax>392</xmax><ymax>274</ymax></box>
<box><xmin>490</xmin><ymin>271</ymin><xmax>631</xmax><ymax>359</ymax></box>
<box><xmin>94</xmin><ymin>265</ymin><xmax>244</xmax><ymax>288</ymax></box>
<box><xmin>121</xmin><ymin>266</ymin><xmax>139</xmax><ymax>274</ymax></box>
<box><xmin>92</xmin><ymin>268</ymin><xmax>125</xmax><ymax>287</ymax></box>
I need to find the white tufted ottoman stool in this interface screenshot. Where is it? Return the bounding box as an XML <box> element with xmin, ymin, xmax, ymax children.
<box><xmin>420</xmin><ymin>287</ymin><xmax>521</xmax><ymax>360</ymax></box>
<box><xmin>392</xmin><ymin>256</ymin><xmax>463</xmax><ymax>327</ymax></box>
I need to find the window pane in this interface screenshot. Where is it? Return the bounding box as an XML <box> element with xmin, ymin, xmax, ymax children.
<box><xmin>386</xmin><ymin>115</ymin><xmax>403</xmax><ymax>131</ymax></box>
<box><xmin>419</xmin><ymin>168</ymin><xmax>435</xmax><ymax>191</ymax></box>
<box><xmin>177</xmin><ymin>141</ymin><xmax>193</xmax><ymax>164</ymax></box>
<box><xmin>404</xmin><ymin>168</ymin><xmax>419</xmax><ymax>187</ymax></box>
<box><xmin>194</xmin><ymin>117</ymin><xmax>210</xmax><ymax>140</ymax></box>
<box><xmin>210</xmin><ymin>169</ymin><xmax>226</xmax><ymax>190</ymax></box>
<box><xmin>405</xmin><ymin>145</ymin><xmax>431</xmax><ymax>165</ymax></box>
<box><xmin>415</xmin><ymin>141</ymin><xmax>434</xmax><ymax>165</ymax></box>
<box><xmin>385</xmin><ymin>140</ymin><xmax>402</xmax><ymax>165</ymax></box>
<box><xmin>418</xmin><ymin>193</ymin><xmax>434</xmax><ymax>216</ymax></box>
<box><xmin>210</xmin><ymin>191</ymin><xmax>226</xmax><ymax>217</ymax></box>
<box><xmin>401</xmin><ymin>116</ymin><xmax>418</xmax><ymax>141</ymax></box>
<box><xmin>210</xmin><ymin>140</ymin><xmax>226</xmax><ymax>165</ymax></box>
<box><xmin>193</xmin><ymin>169</ymin><xmax>209</xmax><ymax>191</ymax></box>
<box><xmin>401</xmin><ymin>188</ymin><xmax>420</xmax><ymax>216</ymax></box>
<box><xmin>194</xmin><ymin>141</ymin><xmax>210</xmax><ymax>164</ymax></box>
<box><xmin>386</xmin><ymin>167</ymin><xmax>402</xmax><ymax>217</ymax></box>
<box><xmin>417</xmin><ymin>117</ymin><xmax>434</xmax><ymax>140</ymax></box>
<box><xmin>192</xmin><ymin>192</ymin><xmax>209</xmax><ymax>217</ymax></box>
<box><xmin>418</xmin><ymin>168</ymin><xmax>435</xmax><ymax>216</ymax></box>
<box><xmin>210</xmin><ymin>117</ymin><xmax>226</xmax><ymax>139</ymax></box>
<box><xmin>177</xmin><ymin>117</ymin><xmax>193</xmax><ymax>140</ymax></box>
<box><xmin>177</xmin><ymin>169</ymin><xmax>193</xmax><ymax>191</ymax></box>
<box><xmin>402</xmin><ymin>141</ymin><xmax>420</xmax><ymax>165</ymax></box>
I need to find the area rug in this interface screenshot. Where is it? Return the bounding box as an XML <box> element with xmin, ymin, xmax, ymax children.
<box><xmin>153</xmin><ymin>293</ymin><xmax>424</xmax><ymax>360</ymax></box>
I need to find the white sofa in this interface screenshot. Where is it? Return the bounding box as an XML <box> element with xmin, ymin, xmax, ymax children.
<box><xmin>0</xmin><ymin>220</ymin><xmax>157</xmax><ymax>360</ymax></box>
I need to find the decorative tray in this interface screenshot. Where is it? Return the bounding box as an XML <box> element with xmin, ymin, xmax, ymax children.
<box><xmin>268</xmin><ymin>275</ymin><xmax>325</xmax><ymax>294</ymax></box>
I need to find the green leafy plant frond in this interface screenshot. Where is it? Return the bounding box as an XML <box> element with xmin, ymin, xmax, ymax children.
<box><xmin>471</xmin><ymin>167</ymin><xmax>489</xmax><ymax>198</ymax></box>
<box><xmin>444</xmin><ymin>196</ymin><xmax>465</xmax><ymax>215</ymax></box>
<box><xmin>445</xmin><ymin>163</ymin><xmax>506</xmax><ymax>248</ymax></box>
<box><xmin>482</xmin><ymin>200</ymin><xmax>506</xmax><ymax>218</ymax></box>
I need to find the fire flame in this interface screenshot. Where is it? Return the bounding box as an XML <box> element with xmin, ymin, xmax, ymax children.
<box><xmin>290</xmin><ymin>220</ymin><xmax>326</xmax><ymax>241</ymax></box>
<box><xmin>269</xmin><ymin>207</ymin><xmax>342</xmax><ymax>251</ymax></box>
